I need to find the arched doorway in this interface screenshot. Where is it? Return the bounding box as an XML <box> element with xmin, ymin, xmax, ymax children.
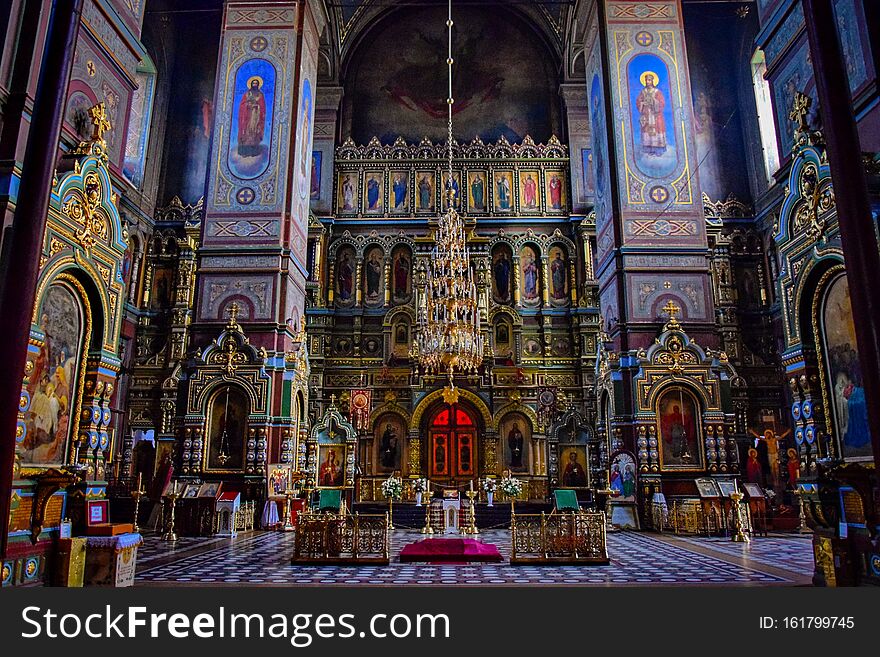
<box><xmin>427</xmin><ymin>404</ymin><xmax>478</xmax><ymax>485</ymax></box>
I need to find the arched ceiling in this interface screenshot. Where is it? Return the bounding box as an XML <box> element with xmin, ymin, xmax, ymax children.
<box><xmin>326</xmin><ymin>0</ymin><xmax>572</xmax><ymax>65</ymax></box>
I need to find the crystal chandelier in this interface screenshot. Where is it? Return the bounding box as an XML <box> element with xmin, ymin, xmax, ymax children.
<box><xmin>416</xmin><ymin>0</ymin><xmax>483</xmax><ymax>386</ymax></box>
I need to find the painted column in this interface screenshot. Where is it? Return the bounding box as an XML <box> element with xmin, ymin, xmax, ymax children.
<box><xmin>587</xmin><ymin>0</ymin><xmax>713</xmax><ymax>353</ymax></box>
<box><xmin>193</xmin><ymin>0</ymin><xmax>327</xmax><ymax>459</ymax></box>
<box><xmin>803</xmin><ymin>0</ymin><xmax>880</xmax><ymax>466</ymax></box>
<box><xmin>0</xmin><ymin>0</ymin><xmax>84</xmax><ymax>558</ymax></box>
<box><xmin>583</xmin><ymin>0</ymin><xmax>716</xmax><ymax>469</ymax></box>
<box><xmin>559</xmin><ymin>83</ymin><xmax>593</xmax><ymax>216</ymax></box>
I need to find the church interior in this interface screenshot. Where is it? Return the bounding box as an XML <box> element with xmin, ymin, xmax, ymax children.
<box><xmin>1</xmin><ymin>0</ymin><xmax>879</xmax><ymax>588</ymax></box>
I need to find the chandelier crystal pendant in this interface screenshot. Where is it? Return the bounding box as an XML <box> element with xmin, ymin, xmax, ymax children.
<box><xmin>415</xmin><ymin>0</ymin><xmax>483</xmax><ymax>387</ymax></box>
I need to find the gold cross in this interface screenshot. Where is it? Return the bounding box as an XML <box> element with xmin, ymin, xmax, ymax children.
<box><xmin>662</xmin><ymin>300</ymin><xmax>680</xmax><ymax>321</ymax></box>
<box><xmin>227</xmin><ymin>302</ymin><xmax>240</xmax><ymax>328</ymax></box>
<box><xmin>789</xmin><ymin>92</ymin><xmax>811</xmax><ymax>135</ymax></box>
<box><xmin>88</xmin><ymin>103</ymin><xmax>112</xmax><ymax>143</ymax></box>
<box><xmin>330</xmin><ymin>393</ymin><xmax>337</xmax><ymax>407</ymax></box>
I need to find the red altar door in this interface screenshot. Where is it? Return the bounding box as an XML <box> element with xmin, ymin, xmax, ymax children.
<box><xmin>429</xmin><ymin>405</ymin><xmax>477</xmax><ymax>481</ymax></box>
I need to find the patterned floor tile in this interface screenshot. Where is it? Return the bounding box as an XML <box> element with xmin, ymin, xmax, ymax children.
<box><xmin>134</xmin><ymin>528</ymin><xmax>814</xmax><ymax>586</ymax></box>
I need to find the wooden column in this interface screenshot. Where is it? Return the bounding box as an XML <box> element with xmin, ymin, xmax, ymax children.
<box><xmin>0</xmin><ymin>0</ymin><xmax>84</xmax><ymax>558</ymax></box>
<box><xmin>802</xmin><ymin>0</ymin><xmax>880</xmax><ymax>469</ymax></box>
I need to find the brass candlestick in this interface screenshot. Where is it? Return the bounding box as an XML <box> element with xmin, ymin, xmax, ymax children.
<box><xmin>465</xmin><ymin>490</ymin><xmax>479</xmax><ymax>535</ymax></box>
<box><xmin>795</xmin><ymin>487</ymin><xmax>811</xmax><ymax>534</ymax></box>
<box><xmin>729</xmin><ymin>488</ymin><xmax>750</xmax><ymax>543</ymax></box>
<box><xmin>421</xmin><ymin>500</ymin><xmax>434</xmax><ymax>534</ymax></box>
<box><xmin>388</xmin><ymin>497</ymin><xmax>395</xmax><ymax>530</ymax></box>
<box><xmin>131</xmin><ymin>473</ymin><xmax>145</xmax><ymax>533</ymax></box>
<box><xmin>282</xmin><ymin>489</ymin><xmax>296</xmax><ymax>531</ymax></box>
<box><xmin>162</xmin><ymin>484</ymin><xmax>180</xmax><ymax>542</ymax></box>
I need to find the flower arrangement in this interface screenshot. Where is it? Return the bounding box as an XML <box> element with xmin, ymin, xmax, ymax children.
<box><xmin>381</xmin><ymin>476</ymin><xmax>403</xmax><ymax>500</ymax></box>
<box><xmin>412</xmin><ymin>478</ymin><xmax>427</xmax><ymax>494</ymax></box>
<box><xmin>481</xmin><ymin>478</ymin><xmax>497</xmax><ymax>493</ymax></box>
<box><xmin>498</xmin><ymin>476</ymin><xmax>522</xmax><ymax>497</ymax></box>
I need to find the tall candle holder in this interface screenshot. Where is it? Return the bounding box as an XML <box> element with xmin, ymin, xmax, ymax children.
<box><xmin>795</xmin><ymin>487</ymin><xmax>811</xmax><ymax>534</ymax></box>
<box><xmin>388</xmin><ymin>496</ymin><xmax>395</xmax><ymax>530</ymax></box>
<box><xmin>282</xmin><ymin>489</ymin><xmax>296</xmax><ymax>532</ymax></box>
<box><xmin>162</xmin><ymin>482</ymin><xmax>180</xmax><ymax>542</ymax></box>
<box><xmin>465</xmin><ymin>490</ymin><xmax>479</xmax><ymax>535</ymax></box>
<box><xmin>729</xmin><ymin>487</ymin><xmax>750</xmax><ymax>543</ymax></box>
<box><xmin>131</xmin><ymin>472</ymin><xmax>145</xmax><ymax>533</ymax></box>
<box><xmin>421</xmin><ymin>502</ymin><xmax>434</xmax><ymax>534</ymax></box>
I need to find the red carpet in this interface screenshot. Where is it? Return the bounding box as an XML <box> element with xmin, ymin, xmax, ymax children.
<box><xmin>399</xmin><ymin>538</ymin><xmax>503</xmax><ymax>563</ymax></box>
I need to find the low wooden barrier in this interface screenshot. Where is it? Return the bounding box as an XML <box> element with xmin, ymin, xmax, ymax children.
<box><xmin>511</xmin><ymin>511</ymin><xmax>609</xmax><ymax>564</ymax></box>
<box><xmin>291</xmin><ymin>512</ymin><xmax>390</xmax><ymax>565</ymax></box>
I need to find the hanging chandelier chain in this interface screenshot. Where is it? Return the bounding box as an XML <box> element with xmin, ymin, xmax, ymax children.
<box><xmin>416</xmin><ymin>0</ymin><xmax>483</xmax><ymax>385</ymax></box>
<box><xmin>447</xmin><ymin>0</ymin><xmax>454</xmax><ymax>195</ymax></box>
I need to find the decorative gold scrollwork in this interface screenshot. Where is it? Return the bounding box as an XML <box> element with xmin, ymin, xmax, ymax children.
<box><xmin>61</xmin><ymin>171</ymin><xmax>108</xmax><ymax>252</ymax></box>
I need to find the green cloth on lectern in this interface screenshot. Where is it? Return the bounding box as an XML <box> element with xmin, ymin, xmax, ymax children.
<box><xmin>318</xmin><ymin>489</ymin><xmax>342</xmax><ymax>512</ymax></box>
<box><xmin>554</xmin><ymin>489</ymin><xmax>579</xmax><ymax>511</ymax></box>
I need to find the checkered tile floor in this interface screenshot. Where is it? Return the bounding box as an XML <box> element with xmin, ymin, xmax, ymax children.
<box><xmin>134</xmin><ymin>529</ymin><xmax>814</xmax><ymax>586</ymax></box>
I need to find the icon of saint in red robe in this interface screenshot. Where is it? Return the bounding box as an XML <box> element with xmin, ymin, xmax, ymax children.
<box><xmin>636</xmin><ymin>72</ymin><xmax>667</xmax><ymax>155</ymax></box>
<box><xmin>237</xmin><ymin>78</ymin><xmax>266</xmax><ymax>157</ymax></box>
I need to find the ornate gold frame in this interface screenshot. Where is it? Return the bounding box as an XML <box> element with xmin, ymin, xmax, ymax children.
<box><xmin>811</xmin><ymin>264</ymin><xmax>871</xmax><ymax>462</ymax></box>
<box><xmin>202</xmin><ymin>383</ymin><xmax>251</xmax><ymax>474</ymax></box>
<box><xmin>21</xmin><ymin>273</ymin><xmax>91</xmax><ymax>474</ymax></box>
<box><xmin>654</xmin><ymin>384</ymin><xmax>705</xmax><ymax>472</ymax></box>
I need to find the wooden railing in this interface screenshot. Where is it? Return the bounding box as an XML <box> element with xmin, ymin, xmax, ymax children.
<box><xmin>511</xmin><ymin>511</ymin><xmax>608</xmax><ymax>564</ymax></box>
<box><xmin>291</xmin><ymin>512</ymin><xmax>390</xmax><ymax>564</ymax></box>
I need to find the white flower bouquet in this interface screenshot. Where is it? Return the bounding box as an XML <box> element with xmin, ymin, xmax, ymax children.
<box><xmin>381</xmin><ymin>476</ymin><xmax>403</xmax><ymax>500</ymax></box>
<box><xmin>498</xmin><ymin>476</ymin><xmax>522</xmax><ymax>497</ymax></box>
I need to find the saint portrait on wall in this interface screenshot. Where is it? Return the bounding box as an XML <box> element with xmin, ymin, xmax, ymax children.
<box><xmin>468</xmin><ymin>171</ymin><xmax>487</xmax><ymax>212</ymax></box>
<box><xmin>22</xmin><ymin>282</ymin><xmax>85</xmax><ymax>466</ymax></box>
<box><xmin>519</xmin><ymin>171</ymin><xmax>540</xmax><ymax>211</ymax></box>
<box><xmin>338</xmin><ymin>173</ymin><xmax>357</xmax><ymax>213</ymax></box>
<box><xmin>363</xmin><ymin>247</ymin><xmax>384</xmax><ymax>307</ymax></box>
<box><xmin>268</xmin><ymin>463</ymin><xmax>292</xmax><ymax>497</ymax></box>
<box><xmin>608</xmin><ymin>451</ymin><xmax>636</xmax><ymax>501</ymax></box>
<box><xmin>560</xmin><ymin>446</ymin><xmax>589</xmax><ymax>488</ymax></box>
<box><xmin>443</xmin><ymin>172</ymin><xmax>462</xmax><ymax>208</ymax></box>
<box><xmin>317</xmin><ymin>445</ymin><xmax>345</xmax><ymax>487</ymax></box>
<box><xmin>821</xmin><ymin>274</ymin><xmax>872</xmax><ymax>460</ymax></box>
<box><xmin>391</xmin><ymin>246</ymin><xmax>412</xmax><ymax>303</ymax></box>
<box><xmin>364</xmin><ymin>171</ymin><xmax>384</xmax><ymax>213</ymax></box>
<box><xmin>494</xmin><ymin>321</ymin><xmax>512</xmax><ymax>357</ymax></box>
<box><xmin>391</xmin><ymin>172</ymin><xmax>409</xmax><ymax>212</ymax></box>
<box><xmin>520</xmin><ymin>245</ymin><xmax>540</xmax><ymax>305</ymax></box>
<box><xmin>335</xmin><ymin>247</ymin><xmax>356</xmax><ymax>306</ymax></box>
<box><xmin>375</xmin><ymin>414</ymin><xmax>405</xmax><ymax>472</ymax></box>
<box><xmin>492</xmin><ymin>245</ymin><xmax>513</xmax><ymax>304</ymax></box>
<box><xmin>548</xmin><ymin>246</ymin><xmax>568</xmax><ymax>304</ymax></box>
<box><xmin>500</xmin><ymin>413</ymin><xmax>530</xmax><ymax>473</ymax></box>
<box><xmin>494</xmin><ymin>171</ymin><xmax>514</xmax><ymax>212</ymax></box>
<box><xmin>395</xmin><ymin>322</ymin><xmax>409</xmax><ymax>345</ymax></box>
<box><xmin>150</xmin><ymin>267</ymin><xmax>174</xmax><ymax>309</ymax></box>
<box><xmin>628</xmin><ymin>54</ymin><xmax>678</xmax><ymax>178</ymax></box>
<box><xmin>545</xmin><ymin>170</ymin><xmax>565</xmax><ymax>211</ymax></box>
<box><xmin>416</xmin><ymin>172</ymin><xmax>435</xmax><ymax>212</ymax></box>
<box><xmin>296</xmin><ymin>78</ymin><xmax>314</xmax><ymax>204</ymax></box>
<box><xmin>657</xmin><ymin>387</ymin><xmax>702</xmax><ymax>469</ymax></box>
<box><xmin>636</xmin><ymin>71</ymin><xmax>666</xmax><ymax>155</ymax></box>
<box><xmin>238</xmin><ymin>78</ymin><xmax>267</xmax><ymax>157</ymax></box>
<box><xmin>228</xmin><ymin>59</ymin><xmax>275</xmax><ymax>180</ymax></box>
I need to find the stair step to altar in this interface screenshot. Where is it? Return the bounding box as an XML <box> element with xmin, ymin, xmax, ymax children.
<box><xmin>350</xmin><ymin>501</ymin><xmax>553</xmax><ymax>529</ymax></box>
